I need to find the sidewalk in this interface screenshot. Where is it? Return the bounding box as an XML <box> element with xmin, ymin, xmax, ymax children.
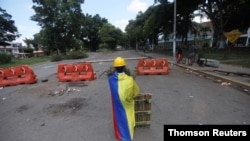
<box><xmin>138</xmin><ymin>51</ymin><xmax>250</xmax><ymax>74</ymax></box>
<box><xmin>137</xmin><ymin>51</ymin><xmax>250</xmax><ymax>92</ymax></box>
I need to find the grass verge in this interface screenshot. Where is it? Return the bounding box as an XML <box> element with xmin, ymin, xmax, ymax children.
<box><xmin>0</xmin><ymin>57</ymin><xmax>50</xmax><ymax>68</ymax></box>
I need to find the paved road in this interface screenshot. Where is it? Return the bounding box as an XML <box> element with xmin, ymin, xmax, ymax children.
<box><xmin>0</xmin><ymin>50</ymin><xmax>249</xmax><ymax>141</ymax></box>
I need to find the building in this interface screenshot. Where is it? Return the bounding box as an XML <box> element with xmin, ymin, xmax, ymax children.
<box><xmin>0</xmin><ymin>42</ymin><xmax>22</xmax><ymax>54</ymax></box>
<box><xmin>0</xmin><ymin>42</ymin><xmax>32</xmax><ymax>58</ymax></box>
<box><xmin>157</xmin><ymin>21</ymin><xmax>214</xmax><ymax>50</ymax></box>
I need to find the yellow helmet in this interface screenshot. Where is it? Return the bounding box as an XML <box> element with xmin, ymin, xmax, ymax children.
<box><xmin>113</xmin><ymin>57</ymin><xmax>126</xmax><ymax>67</ymax></box>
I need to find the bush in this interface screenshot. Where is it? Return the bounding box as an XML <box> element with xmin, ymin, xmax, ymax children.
<box><xmin>99</xmin><ymin>43</ymin><xmax>109</xmax><ymax>49</ymax></box>
<box><xmin>23</xmin><ymin>47</ymin><xmax>34</xmax><ymax>54</ymax></box>
<box><xmin>50</xmin><ymin>55</ymin><xmax>63</xmax><ymax>62</ymax></box>
<box><xmin>0</xmin><ymin>52</ymin><xmax>12</xmax><ymax>64</ymax></box>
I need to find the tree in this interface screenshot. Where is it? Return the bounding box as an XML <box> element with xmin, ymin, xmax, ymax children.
<box><xmin>80</xmin><ymin>14</ymin><xmax>108</xmax><ymax>51</ymax></box>
<box><xmin>23</xmin><ymin>38</ymin><xmax>38</xmax><ymax>50</ymax></box>
<box><xmin>223</xmin><ymin>0</ymin><xmax>250</xmax><ymax>32</ymax></box>
<box><xmin>126</xmin><ymin>0</ymin><xmax>200</xmax><ymax>48</ymax></box>
<box><xmin>31</xmin><ymin>0</ymin><xmax>85</xmax><ymax>54</ymax></box>
<box><xmin>176</xmin><ymin>0</ymin><xmax>201</xmax><ymax>43</ymax></box>
<box><xmin>98</xmin><ymin>23</ymin><xmax>124</xmax><ymax>50</ymax></box>
<box><xmin>198</xmin><ymin>0</ymin><xmax>250</xmax><ymax>47</ymax></box>
<box><xmin>125</xmin><ymin>20</ymin><xmax>138</xmax><ymax>48</ymax></box>
<box><xmin>126</xmin><ymin>10</ymin><xmax>153</xmax><ymax>49</ymax></box>
<box><xmin>153</xmin><ymin>0</ymin><xmax>201</xmax><ymax>45</ymax></box>
<box><xmin>126</xmin><ymin>20</ymin><xmax>144</xmax><ymax>49</ymax></box>
<box><xmin>118</xmin><ymin>32</ymin><xmax>128</xmax><ymax>48</ymax></box>
<box><xmin>0</xmin><ymin>7</ymin><xmax>20</xmax><ymax>44</ymax></box>
<box><xmin>198</xmin><ymin>0</ymin><xmax>229</xmax><ymax>40</ymax></box>
<box><xmin>142</xmin><ymin>5</ymin><xmax>161</xmax><ymax>46</ymax></box>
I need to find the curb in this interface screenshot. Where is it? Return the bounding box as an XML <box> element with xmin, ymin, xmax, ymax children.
<box><xmin>137</xmin><ymin>51</ymin><xmax>250</xmax><ymax>94</ymax></box>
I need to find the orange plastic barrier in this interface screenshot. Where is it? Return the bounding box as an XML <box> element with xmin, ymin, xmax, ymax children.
<box><xmin>15</xmin><ymin>65</ymin><xmax>37</xmax><ymax>84</ymax></box>
<box><xmin>0</xmin><ymin>68</ymin><xmax>3</xmax><ymax>84</ymax></box>
<box><xmin>135</xmin><ymin>58</ymin><xmax>170</xmax><ymax>75</ymax></box>
<box><xmin>57</xmin><ymin>63</ymin><xmax>96</xmax><ymax>82</ymax></box>
<box><xmin>136</xmin><ymin>59</ymin><xmax>155</xmax><ymax>75</ymax></box>
<box><xmin>154</xmin><ymin>58</ymin><xmax>169</xmax><ymax>75</ymax></box>
<box><xmin>0</xmin><ymin>65</ymin><xmax>37</xmax><ymax>87</ymax></box>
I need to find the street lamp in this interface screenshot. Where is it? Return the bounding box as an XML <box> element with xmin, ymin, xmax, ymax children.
<box><xmin>173</xmin><ymin>0</ymin><xmax>177</xmax><ymax>59</ymax></box>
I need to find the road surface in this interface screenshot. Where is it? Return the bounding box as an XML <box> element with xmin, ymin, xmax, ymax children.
<box><xmin>0</xmin><ymin>50</ymin><xmax>249</xmax><ymax>141</ymax></box>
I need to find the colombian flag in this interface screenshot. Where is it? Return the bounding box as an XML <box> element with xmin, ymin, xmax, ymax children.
<box><xmin>108</xmin><ymin>72</ymin><xmax>139</xmax><ymax>141</ymax></box>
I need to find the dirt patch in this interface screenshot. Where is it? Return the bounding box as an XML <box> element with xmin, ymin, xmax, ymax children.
<box><xmin>17</xmin><ymin>74</ymin><xmax>66</xmax><ymax>97</ymax></box>
<box><xmin>16</xmin><ymin>104</ymin><xmax>29</xmax><ymax>113</ymax></box>
<box><xmin>44</xmin><ymin>97</ymin><xmax>86</xmax><ymax>116</ymax></box>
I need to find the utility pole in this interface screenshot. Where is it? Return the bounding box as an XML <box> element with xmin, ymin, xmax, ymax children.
<box><xmin>173</xmin><ymin>0</ymin><xmax>177</xmax><ymax>60</ymax></box>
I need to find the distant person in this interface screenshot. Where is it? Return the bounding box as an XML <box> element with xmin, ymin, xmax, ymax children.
<box><xmin>108</xmin><ymin>57</ymin><xmax>140</xmax><ymax>141</ymax></box>
<box><xmin>143</xmin><ymin>46</ymin><xmax>146</xmax><ymax>53</ymax></box>
<box><xmin>144</xmin><ymin>39</ymin><xmax>150</xmax><ymax>53</ymax></box>
<box><xmin>176</xmin><ymin>46</ymin><xmax>183</xmax><ymax>63</ymax></box>
<box><xmin>196</xmin><ymin>53</ymin><xmax>207</xmax><ymax>67</ymax></box>
<box><xmin>188</xmin><ymin>43</ymin><xmax>197</xmax><ymax>65</ymax></box>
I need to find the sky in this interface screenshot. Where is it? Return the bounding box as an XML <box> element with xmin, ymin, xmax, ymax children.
<box><xmin>1</xmin><ymin>0</ymin><xmax>208</xmax><ymax>46</ymax></box>
<box><xmin>0</xmin><ymin>0</ymin><xmax>155</xmax><ymax>45</ymax></box>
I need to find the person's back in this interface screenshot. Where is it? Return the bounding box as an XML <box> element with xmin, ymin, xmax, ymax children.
<box><xmin>108</xmin><ymin>57</ymin><xmax>140</xmax><ymax>141</ymax></box>
<box><xmin>188</xmin><ymin>44</ymin><xmax>197</xmax><ymax>65</ymax></box>
<box><xmin>189</xmin><ymin>45</ymin><xmax>195</xmax><ymax>54</ymax></box>
<box><xmin>176</xmin><ymin>47</ymin><xmax>183</xmax><ymax>63</ymax></box>
<box><xmin>197</xmin><ymin>53</ymin><xmax>206</xmax><ymax>67</ymax></box>
<box><xmin>177</xmin><ymin>47</ymin><xmax>182</xmax><ymax>54</ymax></box>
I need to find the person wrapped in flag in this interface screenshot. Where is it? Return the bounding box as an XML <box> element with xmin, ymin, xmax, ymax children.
<box><xmin>108</xmin><ymin>57</ymin><xmax>140</xmax><ymax>141</ymax></box>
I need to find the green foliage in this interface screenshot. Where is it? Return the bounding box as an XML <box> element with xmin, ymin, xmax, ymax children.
<box><xmin>0</xmin><ymin>52</ymin><xmax>12</xmax><ymax>64</ymax></box>
<box><xmin>224</xmin><ymin>0</ymin><xmax>250</xmax><ymax>32</ymax></box>
<box><xmin>0</xmin><ymin>7</ymin><xmax>20</xmax><ymax>42</ymax></box>
<box><xmin>23</xmin><ymin>38</ymin><xmax>38</xmax><ymax>50</ymax></box>
<box><xmin>127</xmin><ymin>0</ymin><xmax>250</xmax><ymax>49</ymax></box>
<box><xmin>50</xmin><ymin>55</ymin><xmax>63</xmax><ymax>62</ymax></box>
<box><xmin>0</xmin><ymin>57</ymin><xmax>49</xmax><ymax>68</ymax></box>
<box><xmin>23</xmin><ymin>47</ymin><xmax>34</xmax><ymax>54</ymax></box>
<box><xmin>198</xmin><ymin>0</ymin><xmax>250</xmax><ymax>40</ymax></box>
<box><xmin>30</xmin><ymin>2</ymin><xmax>110</xmax><ymax>53</ymax></box>
<box><xmin>81</xmin><ymin>14</ymin><xmax>108</xmax><ymax>51</ymax></box>
<box><xmin>98</xmin><ymin>23</ymin><xmax>124</xmax><ymax>50</ymax></box>
<box><xmin>126</xmin><ymin>1</ymin><xmax>200</xmax><ymax>47</ymax></box>
<box><xmin>99</xmin><ymin>43</ymin><xmax>109</xmax><ymax>49</ymax></box>
<box><xmin>31</xmin><ymin>0</ymin><xmax>85</xmax><ymax>54</ymax></box>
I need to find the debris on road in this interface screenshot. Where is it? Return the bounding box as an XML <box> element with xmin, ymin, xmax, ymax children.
<box><xmin>47</xmin><ymin>87</ymin><xmax>81</xmax><ymax>96</ymax></box>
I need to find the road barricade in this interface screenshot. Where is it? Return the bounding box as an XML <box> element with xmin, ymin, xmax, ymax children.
<box><xmin>135</xmin><ymin>58</ymin><xmax>170</xmax><ymax>75</ymax></box>
<box><xmin>0</xmin><ymin>65</ymin><xmax>37</xmax><ymax>87</ymax></box>
<box><xmin>57</xmin><ymin>63</ymin><xmax>96</xmax><ymax>82</ymax></box>
<box><xmin>0</xmin><ymin>68</ymin><xmax>3</xmax><ymax>84</ymax></box>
